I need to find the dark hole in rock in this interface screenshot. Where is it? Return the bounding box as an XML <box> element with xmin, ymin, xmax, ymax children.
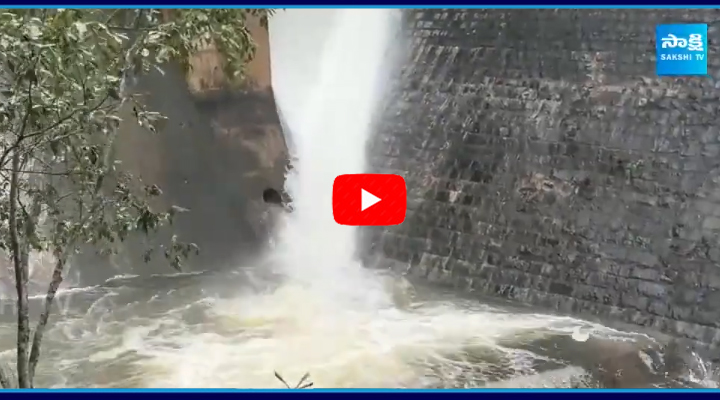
<box><xmin>262</xmin><ymin>188</ymin><xmax>284</xmax><ymax>205</ymax></box>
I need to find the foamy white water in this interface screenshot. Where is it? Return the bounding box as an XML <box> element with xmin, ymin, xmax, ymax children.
<box><xmin>270</xmin><ymin>9</ymin><xmax>395</xmax><ymax>301</ymax></box>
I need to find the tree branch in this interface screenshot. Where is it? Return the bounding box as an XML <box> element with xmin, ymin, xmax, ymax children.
<box><xmin>27</xmin><ymin>254</ymin><xmax>66</xmax><ymax>384</ymax></box>
<box><xmin>10</xmin><ymin>90</ymin><xmax>112</xmax><ymax>157</ymax></box>
<box><xmin>0</xmin><ymin>168</ymin><xmax>80</xmax><ymax>177</ymax></box>
<box><xmin>7</xmin><ymin>69</ymin><xmax>36</xmax><ymax>388</ymax></box>
<box><xmin>9</xmin><ymin>148</ymin><xmax>30</xmax><ymax>389</ymax></box>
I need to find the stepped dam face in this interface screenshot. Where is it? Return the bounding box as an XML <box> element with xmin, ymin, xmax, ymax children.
<box><xmin>364</xmin><ymin>9</ymin><xmax>720</xmax><ymax>353</ymax></box>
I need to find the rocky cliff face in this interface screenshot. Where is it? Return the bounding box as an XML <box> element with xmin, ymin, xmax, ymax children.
<box><xmin>365</xmin><ymin>9</ymin><xmax>720</xmax><ymax>353</ymax></box>
<box><xmin>80</xmin><ymin>17</ymin><xmax>289</xmax><ymax>283</ymax></box>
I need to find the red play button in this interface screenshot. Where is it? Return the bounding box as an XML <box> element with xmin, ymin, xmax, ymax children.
<box><xmin>332</xmin><ymin>174</ymin><xmax>406</xmax><ymax>226</ymax></box>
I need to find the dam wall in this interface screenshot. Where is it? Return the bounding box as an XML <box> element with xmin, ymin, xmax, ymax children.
<box><xmin>365</xmin><ymin>9</ymin><xmax>720</xmax><ymax>350</ymax></box>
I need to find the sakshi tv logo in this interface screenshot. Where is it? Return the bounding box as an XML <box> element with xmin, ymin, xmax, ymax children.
<box><xmin>656</xmin><ymin>23</ymin><xmax>708</xmax><ymax>76</ymax></box>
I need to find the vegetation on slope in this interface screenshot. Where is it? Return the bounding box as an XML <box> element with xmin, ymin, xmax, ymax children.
<box><xmin>0</xmin><ymin>8</ymin><xmax>273</xmax><ymax>388</ymax></box>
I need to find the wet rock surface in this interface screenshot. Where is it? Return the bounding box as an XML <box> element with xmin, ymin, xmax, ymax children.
<box><xmin>73</xmin><ymin>19</ymin><xmax>289</xmax><ymax>284</ymax></box>
<box><xmin>365</xmin><ymin>9</ymin><xmax>720</xmax><ymax>354</ymax></box>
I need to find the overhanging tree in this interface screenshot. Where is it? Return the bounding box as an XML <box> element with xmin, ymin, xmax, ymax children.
<box><xmin>0</xmin><ymin>8</ymin><xmax>272</xmax><ymax>388</ymax></box>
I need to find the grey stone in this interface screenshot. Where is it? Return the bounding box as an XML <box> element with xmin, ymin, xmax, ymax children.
<box><xmin>636</xmin><ymin>281</ymin><xmax>667</xmax><ymax>299</ymax></box>
<box><xmin>630</xmin><ymin>267</ymin><xmax>660</xmax><ymax>281</ymax></box>
<box><xmin>627</xmin><ymin>251</ymin><xmax>660</xmax><ymax>269</ymax></box>
<box><xmin>707</xmin><ymin>248</ymin><xmax>720</xmax><ymax>263</ymax></box>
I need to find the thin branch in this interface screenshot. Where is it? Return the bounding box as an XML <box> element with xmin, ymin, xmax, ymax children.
<box><xmin>273</xmin><ymin>371</ymin><xmax>291</xmax><ymax>389</ymax></box>
<box><xmin>27</xmin><ymin>254</ymin><xmax>66</xmax><ymax>383</ymax></box>
<box><xmin>21</xmin><ymin>90</ymin><xmax>111</xmax><ymax>144</ymax></box>
<box><xmin>27</xmin><ymin>182</ymin><xmax>105</xmax><ymax>385</ymax></box>
<box><xmin>9</xmin><ymin>71</ymin><xmax>35</xmax><ymax>388</ymax></box>
<box><xmin>107</xmin><ymin>25</ymin><xmax>154</xmax><ymax>32</ymax></box>
<box><xmin>9</xmin><ymin>149</ymin><xmax>29</xmax><ymax>389</ymax></box>
<box><xmin>0</xmin><ymin>168</ymin><xmax>80</xmax><ymax>177</ymax></box>
<box><xmin>102</xmin><ymin>9</ymin><xmax>124</xmax><ymax>24</ymax></box>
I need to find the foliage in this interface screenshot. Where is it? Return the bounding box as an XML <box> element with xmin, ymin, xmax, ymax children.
<box><xmin>0</xmin><ymin>8</ymin><xmax>273</xmax><ymax>388</ymax></box>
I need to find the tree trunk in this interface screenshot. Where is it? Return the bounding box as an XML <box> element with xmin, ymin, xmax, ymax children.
<box><xmin>27</xmin><ymin>255</ymin><xmax>65</xmax><ymax>387</ymax></box>
<box><xmin>8</xmin><ymin>150</ymin><xmax>30</xmax><ymax>388</ymax></box>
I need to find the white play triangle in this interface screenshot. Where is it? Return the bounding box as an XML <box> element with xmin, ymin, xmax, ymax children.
<box><xmin>361</xmin><ymin>189</ymin><xmax>381</xmax><ymax>212</ymax></box>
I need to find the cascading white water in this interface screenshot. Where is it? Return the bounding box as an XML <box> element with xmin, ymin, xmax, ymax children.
<box><xmin>270</xmin><ymin>9</ymin><xmax>394</xmax><ymax>305</ymax></box>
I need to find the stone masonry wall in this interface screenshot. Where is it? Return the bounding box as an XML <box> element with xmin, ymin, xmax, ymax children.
<box><xmin>365</xmin><ymin>9</ymin><xmax>720</xmax><ymax>352</ymax></box>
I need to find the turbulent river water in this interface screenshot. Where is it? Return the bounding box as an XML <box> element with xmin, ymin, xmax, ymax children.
<box><xmin>0</xmin><ymin>9</ymin><xmax>716</xmax><ymax>389</ymax></box>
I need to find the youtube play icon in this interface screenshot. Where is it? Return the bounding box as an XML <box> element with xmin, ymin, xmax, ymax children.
<box><xmin>333</xmin><ymin>174</ymin><xmax>406</xmax><ymax>226</ymax></box>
